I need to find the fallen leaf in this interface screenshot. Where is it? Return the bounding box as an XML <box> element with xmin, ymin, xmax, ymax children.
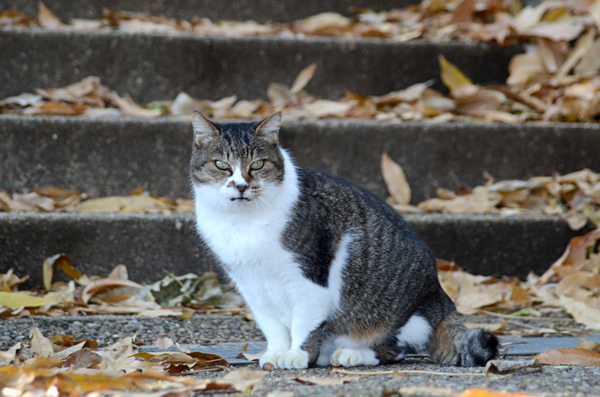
<box><xmin>576</xmin><ymin>339</ymin><xmax>600</xmax><ymax>353</ymax></box>
<box><xmin>38</xmin><ymin>2</ymin><xmax>66</xmax><ymax>29</ymax></box>
<box><xmin>22</xmin><ymin>356</ymin><xmax>65</xmax><ymax>369</ymax></box>
<box><xmin>243</xmin><ymin>346</ymin><xmax>267</xmax><ymax>362</ymax></box>
<box><xmin>30</xmin><ymin>327</ymin><xmax>55</xmax><ymax>358</ymax></box>
<box><xmin>460</xmin><ymin>389</ymin><xmax>538</xmax><ymax>397</ymax></box>
<box><xmin>381</xmin><ymin>149</ymin><xmax>411</xmax><ymax>205</ymax></box>
<box><xmin>535</xmin><ymin>347</ymin><xmax>600</xmax><ymax>365</ymax></box>
<box><xmin>81</xmin><ymin>278</ymin><xmax>146</xmax><ymax>304</ymax></box>
<box><xmin>61</xmin><ymin>348</ymin><xmax>103</xmax><ymax>370</ymax></box>
<box><xmin>559</xmin><ymin>295</ymin><xmax>600</xmax><ymax>330</ymax></box>
<box><xmin>439</xmin><ymin>55</ymin><xmax>474</xmax><ymax>95</ymax></box>
<box><xmin>290</xmin><ymin>63</ymin><xmax>317</xmax><ymax>94</ymax></box>
<box><xmin>0</xmin><ymin>292</ymin><xmax>56</xmax><ymax>310</ymax></box>
<box><xmin>485</xmin><ymin>359</ymin><xmax>542</xmax><ymax>375</ymax></box>
<box><xmin>216</xmin><ymin>368</ymin><xmax>266</xmax><ymax>393</ymax></box>
<box><xmin>155</xmin><ymin>337</ymin><xmax>174</xmax><ymax>350</ymax></box>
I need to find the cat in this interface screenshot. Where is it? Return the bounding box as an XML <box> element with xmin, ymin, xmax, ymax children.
<box><xmin>190</xmin><ymin>112</ymin><xmax>499</xmax><ymax>369</ymax></box>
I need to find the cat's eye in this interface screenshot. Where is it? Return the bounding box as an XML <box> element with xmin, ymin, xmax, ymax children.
<box><xmin>250</xmin><ymin>160</ymin><xmax>264</xmax><ymax>170</ymax></box>
<box><xmin>215</xmin><ymin>160</ymin><xmax>230</xmax><ymax>170</ymax></box>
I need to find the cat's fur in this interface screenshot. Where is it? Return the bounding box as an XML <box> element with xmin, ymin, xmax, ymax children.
<box><xmin>190</xmin><ymin>112</ymin><xmax>499</xmax><ymax>369</ymax></box>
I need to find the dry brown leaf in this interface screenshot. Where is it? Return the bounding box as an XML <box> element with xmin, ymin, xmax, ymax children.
<box><xmin>291</xmin><ymin>63</ymin><xmax>317</xmax><ymax>94</ymax></box>
<box><xmin>535</xmin><ymin>347</ymin><xmax>600</xmax><ymax>365</ymax></box>
<box><xmin>29</xmin><ymin>326</ymin><xmax>55</xmax><ymax>358</ymax></box>
<box><xmin>22</xmin><ymin>356</ymin><xmax>65</xmax><ymax>369</ymax></box>
<box><xmin>381</xmin><ymin>149</ymin><xmax>411</xmax><ymax>205</ymax></box>
<box><xmin>558</xmin><ymin>28</ymin><xmax>597</xmax><ymax>77</ymax></box>
<box><xmin>216</xmin><ymin>368</ymin><xmax>266</xmax><ymax>393</ymax></box>
<box><xmin>485</xmin><ymin>359</ymin><xmax>541</xmax><ymax>375</ymax></box>
<box><xmin>155</xmin><ymin>337</ymin><xmax>174</xmax><ymax>350</ymax></box>
<box><xmin>302</xmin><ymin>99</ymin><xmax>353</xmax><ymax>118</ymax></box>
<box><xmin>81</xmin><ymin>278</ymin><xmax>145</xmax><ymax>304</ymax></box>
<box><xmin>42</xmin><ymin>253</ymin><xmax>76</xmax><ymax>291</ymax></box>
<box><xmin>62</xmin><ymin>348</ymin><xmax>102</xmax><ymax>370</ymax></box>
<box><xmin>242</xmin><ymin>346</ymin><xmax>266</xmax><ymax>362</ymax></box>
<box><xmin>558</xmin><ymin>295</ymin><xmax>600</xmax><ymax>330</ymax></box>
<box><xmin>576</xmin><ymin>339</ymin><xmax>600</xmax><ymax>353</ymax></box>
<box><xmin>38</xmin><ymin>2</ymin><xmax>66</xmax><ymax>29</ymax></box>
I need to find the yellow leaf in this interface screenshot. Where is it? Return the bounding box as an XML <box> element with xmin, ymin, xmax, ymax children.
<box><xmin>22</xmin><ymin>357</ymin><xmax>64</xmax><ymax>369</ymax></box>
<box><xmin>0</xmin><ymin>292</ymin><xmax>56</xmax><ymax>310</ymax></box>
<box><xmin>42</xmin><ymin>253</ymin><xmax>74</xmax><ymax>291</ymax></box>
<box><xmin>438</xmin><ymin>55</ymin><xmax>474</xmax><ymax>94</ymax></box>
<box><xmin>460</xmin><ymin>388</ymin><xmax>537</xmax><ymax>397</ymax></box>
<box><xmin>381</xmin><ymin>149</ymin><xmax>411</xmax><ymax>205</ymax></box>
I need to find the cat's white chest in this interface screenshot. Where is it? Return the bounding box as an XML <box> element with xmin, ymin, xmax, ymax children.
<box><xmin>195</xmin><ymin>196</ymin><xmax>329</xmax><ymax>327</ymax></box>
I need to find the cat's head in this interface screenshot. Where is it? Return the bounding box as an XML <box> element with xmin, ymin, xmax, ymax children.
<box><xmin>190</xmin><ymin>112</ymin><xmax>285</xmax><ymax>210</ymax></box>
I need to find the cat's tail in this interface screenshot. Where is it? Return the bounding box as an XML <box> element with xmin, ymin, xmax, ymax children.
<box><xmin>426</xmin><ymin>311</ymin><xmax>499</xmax><ymax>367</ymax></box>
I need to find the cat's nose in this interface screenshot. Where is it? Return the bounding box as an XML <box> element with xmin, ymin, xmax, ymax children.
<box><xmin>237</xmin><ymin>185</ymin><xmax>247</xmax><ymax>193</ymax></box>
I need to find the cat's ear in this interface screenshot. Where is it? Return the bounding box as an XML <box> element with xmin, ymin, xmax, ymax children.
<box><xmin>255</xmin><ymin>112</ymin><xmax>281</xmax><ymax>145</ymax></box>
<box><xmin>192</xmin><ymin>112</ymin><xmax>219</xmax><ymax>146</ymax></box>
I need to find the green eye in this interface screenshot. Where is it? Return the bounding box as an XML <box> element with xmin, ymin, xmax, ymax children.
<box><xmin>215</xmin><ymin>160</ymin><xmax>230</xmax><ymax>170</ymax></box>
<box><xmin>250</xmin><ymin>160</ymin><xmax>264</xmax><ymax>170</ymax></box>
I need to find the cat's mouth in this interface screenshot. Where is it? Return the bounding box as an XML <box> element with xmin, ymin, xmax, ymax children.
<box><xmin>231</xmin><ymin>197</ymin><xmax>251</xmax><ymax>202</ymax></box>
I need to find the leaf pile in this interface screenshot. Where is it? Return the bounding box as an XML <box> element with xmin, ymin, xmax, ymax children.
<box><xmin>437</xmin><ymin>228</ymin><xmax>600</xmax><ymax>334</ymax></box>
<box><xmin>0</xmin><ymin>186</ymin><xmax>194</xmax><ymax>214</ymax></box>
<box><xmin>0</xmin><ymin>1</ymin><xmax>596</xmax><ymax>45</ymax></box>
<box><xmin>0</xmin><ymin>325</ymin><xmax>266</xmax><ymax>396</ymax></box>
<box><xmin>0</xmin><ymin>255</ymin><xmax>244</xmax><ymax>318</ymax></box>
<box><xmin>0</xmin><ymin>76</ymin><xmax>161</xmax><ymax>118</ymax></box>
<box><xmin>384</xmin><ymin>162</ymin><xmax>600</xmax><ymax>231</ymax></box>
<box><xmin>2</xmin><ymin>2</ymin><xmax>600</xmax><ymax>122</ymax></box>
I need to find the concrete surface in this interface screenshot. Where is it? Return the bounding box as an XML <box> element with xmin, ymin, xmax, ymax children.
<box><xmin>0</xmin><ymin>29</ymin><xmax>521</xmax><ymax>102</ymax></box>
<box><xmin>1</xmin><ymin>116</ymin><xmax>599</xmax><ymax>203</ymax></box>
<box><xmin>0</xmin><ymin>212</ymin><xmax>587</xmax><ymax>289</ymax></box>
<box><xmin>144</xmin><ymin>333</ymin><xmax>600</xmax><ymax>362</ymax></box>
<box><xmin>1</xmin><ymin>0</ymin><xmax>419</xmax><ymax>23</ymax></box>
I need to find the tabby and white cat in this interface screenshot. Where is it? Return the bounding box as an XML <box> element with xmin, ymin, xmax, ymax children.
<box><xmin>191</xmin><ymin>112</ymin><xmax>498</xmax><ymax>369</ymax></box>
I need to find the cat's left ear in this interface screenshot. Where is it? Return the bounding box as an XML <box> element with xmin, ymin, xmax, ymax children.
<box><xmin>255</xmin><ymin>112</ymin><xmax>281</xmax><ymax>145</ymax></box>
<box><xmin>192</xmin><ymin>112</ymin><xmax>219</xmax><ymax>146</ymax></box>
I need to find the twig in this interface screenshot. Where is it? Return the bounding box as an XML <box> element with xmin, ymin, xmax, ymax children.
<box><xmin>172</xmin><ymin>367</ymin><xmax>224</xmax><ymax>376</ymax></box>
<box><xmin>477</xmin><ymin>310</ymin><xmax>574</xmax><ymax>322</ymax></box>
<box><xmin>331</xmin><ymin>368</ymin><xmax>485</xmax><ymax>377</ymax></box>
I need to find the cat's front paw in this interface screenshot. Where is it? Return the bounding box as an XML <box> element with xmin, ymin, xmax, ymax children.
<box><xmin>259</xmin><ymin>350</ymin><xmax>286</xmax><ymax>369</ymax></box>
<box><xmin>277</xmin><ymin>349</ymin><xmax>309</xmax><ymax>369</ymax></box>
<box><xmin>331</xmin><ymin>348</ymin><xmax>379</xmax><ymax>367</ymax></box>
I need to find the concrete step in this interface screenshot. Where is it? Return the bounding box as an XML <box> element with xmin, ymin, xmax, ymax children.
<box><xmin>0</xmin><ymin>212</ymin><xmax>586</xmax><ymax>289</ymax></box>
<box><xmin>0</xmin><ymin>29</ymin><xmax>520</xmax><ymax>102</ymax></box>
<box><xmin>2</xmin><ymin>0</ymin><xmax>419</xmax><ymax>23</ymax></box>
<box><xmin>2</xmin><ymin>115</ymin><xmax>599</xmax><ymax>204</ymax></box>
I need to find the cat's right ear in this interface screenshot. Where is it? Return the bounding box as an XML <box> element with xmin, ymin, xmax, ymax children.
<box><xmin>255</xmin><ymin>112</ymin><xmax>281</xmax><ymax>145</ymax></box>
<box><xmin>192</xmin><ymin>112</ymin><xmax>219</xmax><ymax>146</ymax></box>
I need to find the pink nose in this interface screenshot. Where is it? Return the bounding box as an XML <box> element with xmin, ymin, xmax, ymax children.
<box><xmin>237</xmin><ymin>185</ymin><xmax>247</xmax><ymax>193</ymax></box>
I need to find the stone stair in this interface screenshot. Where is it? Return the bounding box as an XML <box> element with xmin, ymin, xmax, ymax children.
<box><xmin>1</xmin><ymin>0</ymin><xmax>598</xmax><ymax>288</ymax></box>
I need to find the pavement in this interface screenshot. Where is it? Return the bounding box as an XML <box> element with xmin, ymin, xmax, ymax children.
<box><xmin>2</xmin><ymin>314</ymin><xmax>600</xmax><ymax>396</ymax></box>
